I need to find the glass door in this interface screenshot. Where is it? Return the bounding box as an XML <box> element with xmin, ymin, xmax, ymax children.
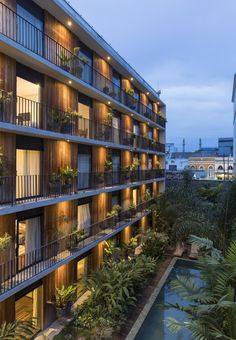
<box><xmin>16</xmin><ymin>77</ymin><xmax>41</xmax><ymax>128</ymax></box>
<box><xmin>78</xmin><ymin>147</ymin><xmax>91</xmax><ymax>189</ymax></box>
<box><xmin>15</xmin><ymin>285</ymin><xmax>43</xmax><ymax>334</ymax></box>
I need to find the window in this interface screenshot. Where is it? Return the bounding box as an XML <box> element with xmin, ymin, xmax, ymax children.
<box><xmin>78</xmin><ymin>94</ymin><xmax>92</xmax><ymax>138</ymax></box>
<box><xmin>148</xmin><ymin>156</ymin><xmax>153</xmax><ymax>170</ymax></box>
<box><xmin>78</xmin><ymin>146</ymin><xmax>91</xmax><ymax>189</ymax></box>
<box><xmin>77</xmin><ymin>203</ymin><xmax>91</xmax><ymax>230</ymax></box>
<box><xmin>112</xmin><ymin>112</ymin><xmax>121</xmax><ymax>144</ymax></box>
<box><xmin>112</xmin><ymin>70</ymin><xmax>121</xmax><ymax>100</ymax></box>
<box><xmin>17</xmin><ymin>3</ymin><xmax>43</xmax><ymax>55</ymax></box>
<box><xmin>77</xmin><ymin>257</ymin><xmax>89</xmax><ymax>297</ymax></box>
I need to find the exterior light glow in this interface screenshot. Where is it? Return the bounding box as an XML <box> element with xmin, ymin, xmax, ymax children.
<box><xmin>130</xmin><ymin>77</ymin><xmax>134</xmax><ymax>81</ymax></box>
<box><xmin>68</xmin><ymin>21</ymin><xmax>72</xmax><ymax>26</ymax></box>
<box><xmin>108</xmin><ymin>101</ymin><xmax>111</xmax><ymax>105</ymax></box>
<box><xmin>147</xmin><ymin>92</ymin><xmax>150</xmax><ymax>95</ymax></box>
<box><xmin>131</xmin><ymin>114</ymin><xmax>134</xmax><ymax>117</ymax></box>
<box><xmin>107</xmin><ymin>56</ymin><xmax>111</xmax><ymax>60</ymax></box>
<box><xmin>66</xmin><ymin>139</ymin><xmax>70</xmax><ymax>142</ymax></box>
<box><xmin>68</xmin><ymin>80</ymin><xmax>72</xmax><ymax>84</ymax></box>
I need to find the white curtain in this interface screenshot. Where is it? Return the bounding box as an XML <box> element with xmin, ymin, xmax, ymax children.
<box><xmin>16</xmin><ymin>150</ymin><xmax>41</xmax><ymax>198</ymax></box>
<box><xmin>77</xmin><ymin>204</ymin><xmax>91</xmax><ymax>231</ymax></box>
<box><xmin>25</xmin><ymin>217</ymin><xmax>41</xmax><ymax>264</ymax></box>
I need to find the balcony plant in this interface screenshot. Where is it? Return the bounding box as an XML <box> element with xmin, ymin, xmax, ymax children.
<box><xmin>144</xmin><ymin>189</ymin><xmax>152</xmax><ymax>202</ymax></box>
<box><xmin>155</xmin><ymin>160</ymin><xmax>161</xmax><ymax>169</ymax></box>
<box><xmin>72</xmin><ymin>47</ymin><xmax>86</xmax><ymax>78</ymax></box>
<box><xmin>104</xmin><ymin>158</ymin><xmax>112</xmax><ymax>172</ymax></box>
<box><xmin>55</xmin><ymin>284</ymin><xmax>77</xmax><ymax>318</ymax></box>
<box><xmin>0</xmin><ymin>232</ymin><xmax>11</xmax><ymax>253</ymax></box>
<box><xmin>0</xmin><ymin>90</ymin><xmax>13</xmax><ymax>117</ymax></box>
<box><xmin>49</xmin><ymin>172</ymin><xmax>62</xmax><ymax>195</ymax></box>
<box><xmin>125</xmin><ymin>88</ymin><xmax>138</xmax><ymax>110</ymax></box>
<box><xmin>103</xmin><ymin>85</ymin><xmax>110</xmax><ymax>95</ymax></box>
<box><xmin>128</xmin><ymin>203</ymin><xmax>136</xmax><ymax>217</ymax></box>
<box><xmin>60</xmin><ymin>166</ymin><xmax>79</xmax><ymax>192</ymax></box>
<box><xmin>107</xmin><ymin>204</ymin><xmax>122</xmax><ymax>226</ymax></box>
<box><xmin>58</xmin><ymin>51</ymin><xmax>71</xmax><ymax>72</ymax></box>
<box><xmin>72</xmin><ymin>228</ymin><xmax>89</xmax><ymax>244</ymax></box>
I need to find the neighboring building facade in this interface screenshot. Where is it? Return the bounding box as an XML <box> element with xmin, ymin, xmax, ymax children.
<box><xmin>189</xmin><ymin>156</ymin><xmax>233</xmax><ymax>180</ymax></box>
<box><xmin>0</xmin><ymin>0</ymin><xmax>166</xmax><ymax>334</ymax></box>
<box><xmin>232</xmin><ymin>75</ymin><xmax>236</xmax><ymax>176</ymax></box>
<box><xmin>218</xmin><ymin>138</ymin><xmax>233</xmax><ymax>157</ymax></box>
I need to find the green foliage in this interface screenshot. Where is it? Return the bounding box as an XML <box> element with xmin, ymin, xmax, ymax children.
<box><xmin>106</xmin><ymin>204</ymin><xmax>122</xmax><ymax>218</ymax></box>
<box><xmin>0</xmin><ymin>319</ymin><xmax>36</xmax><ymax>339</ymax></box>
<box><xmin>74</xmin><ymin>255</ymin><xmax>156</xmax><ymax>334</ymax></box>
<box><xmin>198</xmin><ymin>184</ymin><xmax>223</xmax><ymax>203</ymax></box>
<box><xmin>0</xmin><ymin>232</ymin><xmax>11</xmax><ymax>252</ymax></box>
<box><xmin>104</xmin><ymin>158</ymin><xmax>113</xmax><ymax>172</ymax></box>
<box><xmin>0</xmin><ymin>90</ymin><xmax>13</xmax><ymax>104</ymax></box>
<box><xmin>55</xmin><ymin>284</ymin><xmax>77</xmax><ymax>308</ymax></box>
<box><xmin>141</xmin><ymin>230</ymin><xmax>168</xmax><ymax>259</ymax></box>
<box><xmin>165</xmin><ymin>237</ymin><xmax>236</xmax><ymax>339</ymax></box>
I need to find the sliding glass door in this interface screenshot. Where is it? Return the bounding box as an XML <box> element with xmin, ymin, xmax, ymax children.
<box><xmin>15</xmin><ymin>216</ymin><xmax>42</xmax><ymax>270</ymax></box>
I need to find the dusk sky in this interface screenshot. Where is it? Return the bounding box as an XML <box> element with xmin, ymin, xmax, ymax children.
<box><xmin>70</xmin><ymin>0</ymin><xmax>235</xmax><ymax>151</ymax></box>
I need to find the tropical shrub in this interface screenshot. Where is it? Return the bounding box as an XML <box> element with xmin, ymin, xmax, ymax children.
<box><xmin>74</xmin><ymin>255</ymin><xmax>156</xmax><ymax>334</ymax></box>
<box><xmin>165</xmin><ymin>235</ymin><xmax>236</xmax><ymax>339</ymax></box>
<box><xmin>141</xmin><ymin>230</ymin><xmax>168</xmax><ymax>259</ymax></box>
<box><xmin>0</xmin><ymin>320</ymin><xmax>35</xmax><ymax>339</ymax></box>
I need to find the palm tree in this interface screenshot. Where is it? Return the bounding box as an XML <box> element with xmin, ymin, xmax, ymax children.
<box><xmin>165</xmin><ymin>235</ymin><xmax>236</xmax><ymax>339</ymax></box>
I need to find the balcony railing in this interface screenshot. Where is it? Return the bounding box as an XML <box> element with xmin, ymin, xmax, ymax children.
<box><xmin>0</xmin><ymin>199</ymin><xmax>154</xmax><ymax>296</ymax></box>
<box><xmin>0</xmin><ymin>92</ymin><xmax>165</xmax><ymax>153</ymax></box>
<box><xmin>0</xmin><ymin>170</ymin><xmax>165</xmax><ymax>206</ymax></box>
<box><xmin>0</xmin><ymin>2</ymin><xmax>166</xmax><ymax>128</ymax></box>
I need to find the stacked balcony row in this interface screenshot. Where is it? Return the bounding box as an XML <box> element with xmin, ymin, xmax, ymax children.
<box><xmin>0</xmin><ymin>1</ymin><xmax>165</xmax><ymax>128</ymax></box>
<box><xmin>0</xmin><ymin>92</ymin><xmax>165</xmax><ymax>153</ymax></box>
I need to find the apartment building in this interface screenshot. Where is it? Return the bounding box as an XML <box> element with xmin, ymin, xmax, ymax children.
<box><xmin>0</xmin><ymin>0</ymin><xmax>166</xmax><ymax>333</ymax></box>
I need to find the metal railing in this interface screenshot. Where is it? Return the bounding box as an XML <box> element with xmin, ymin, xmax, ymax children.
<box><xmin>0</xmin><ymin>170</ymin><xmax>165</xmax><ymax>206</ymax></box>
<box><xmin>0</xmin><ymin>2</ymin><xmax>165</xmax><ymax>128</ymax></box>
<box><xmin>0</xmin><ymin>199</ymin><xmax>154</xmax><ymax>295</ymax></box>
<box><xmin>0</xmin><ymin>92</ymin><xmax>165</xmax><ymax>153</ymax></box>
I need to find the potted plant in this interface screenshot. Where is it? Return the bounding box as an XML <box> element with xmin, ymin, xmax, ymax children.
<box><xmin>102</xmin><ymin>110</ymin><xmax>114</xmax><ymax>140</ymax></box>
<box><xmin>61</xmin><ymin>108</ymin><xmax>77</xmax><ymax>134</ymax></box>
<box><xmin>128</xmin><ymin>203</ymin><xmax>136</xmax><ymax>217</ymax></box>
<box><xmin>58</xmin><ymin>51</ymin><xmax>71</xmax><ymax>72</ymax></box>
<box><xmin>103</xmin><ymin>86</ymin><xmax>110</xmax><ymax>95</ymax></box>
<box><xmin>155</xmin><ymin>161</ymin><xmax>161</xmax><ymax>169</ymax></box>
<box><xmin>0</xmin><ymin>90</ymin><xmax>13</xmax><ymax>116</ymax></box>
<box><xmin>104</xmin><ymin>157</ymin><xmax>113</xmax><ymax>186</ymax></box>
<box><xmin>72</xmin><ymin>228</ymin><xmax>88</xmax><ymax>244</ymax></box>
<box><xmin>106</xmin><ymin>204</ymin><xmax>122</xmax><ymax>225</ymax></box>
<box><xmin>144</xmin><ymin>189</ymin><xmax>152</xmax><ymax>202</ymax></box>
<box><xmin>55</xmin><ymin>284</ymin><xmax>77</xmax><ymax>318</ymax></box>
<box><xmin>72</xmin><ymin>47</ymin><xmax>84</xmax><ymax>78</ymax></box>
<box><xmin>125</xmin><ymin>88</ymin><xmax>138</xmax><ymax>110</ymax></box>
<box><xmin>60</xmin><ymin>166</ymin><xmax>79</xmax><ymax>193</ymax></box>
<box><xmin>0</xmin><ymin>233</ymin><xmax>11</xmax><ymax>253</ymax></box>
<box><xmin>49</xmin><ymin>172</ymin><xmax>61</xmax><ymax>195</ymax></box>
<box><xmin>49</xmin><ymin>108</ymin><xmax>63</xmax><ymax>132</ymax></box>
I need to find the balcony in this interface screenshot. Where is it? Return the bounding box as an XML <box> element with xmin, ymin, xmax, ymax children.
<box><xmin>0</xmin><ymin>200</ymin><xmax>153</xmax><ymax>298</ymax></box>
<box><xmin>0</xmin><ymin>170</ymin><xmax>165</xmax><ymax>207</ymax></box>
<box><xmin>0</xmin><ymin>92</ymin><xmax>165</xmax><ymax>153</ymax></box>
<box><xmin>0</xmin><ymin>2</ymin><xmax>166</xmax><ymax>128</ymax></box>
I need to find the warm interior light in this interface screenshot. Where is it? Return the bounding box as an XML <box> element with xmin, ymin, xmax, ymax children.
<box><xmin>131</xmin><ymin>114</ymin><xmax>134</xmax><ymax>117</ymax></box>
<box><xmin>107</xmin><ymin>56</ymin><xmax>111</xmax><ymax>60</ymax></box>
<box><xmin>68</xmin><ymin>21</ymin><xmax>72</xmax><ymax>26</ymax></box>
<box><xmin>68</xmin><ymin>80</ymin><xmax>72</xmax><ymax>84</ymax></box>
<box><xmin>147</xmin><ymin>92</ymin><xmax>150</xmax><ymax>95</ymax></box>
<box><xmin>130</xmin><ymin>77</ymin><xmax>134</xmax><ymax>81</ymax></box>
<box><xmin>108</xmin><ymin>101</ymin><xmax>111</xmax><ymax>105</ymax></box>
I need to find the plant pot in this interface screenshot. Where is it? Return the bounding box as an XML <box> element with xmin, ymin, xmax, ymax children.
<box><xmin>56</xmin><ymin>306</ymin><xmax>66</xmax><ymax>319</ymax></box>
<box><xmin>103</xmin><ymin>87</ymin><xmax>110</xmax><ymax>95</ymax></box>
<box><xmin>61</xmin><ymin>122</ymin><xmax>73</xmax><ymax>134</ymax></box>
<box><xmin>65</xmin><ymin>301</ymin><xmax>73</xmax><ymax>317</ymax></box>
<box><xmin>49</xmin><ymin>182</ymin><xmax>61</xmax><ymax>195</ymax></box>
<box><xmin>61</xmin><ymin>64</ymin><xmax>70</xmax><ymax>72</ymax></box>
<box><xmin>62</xmin><ymin>183</ymin><xmax>73</xmax><ymax>194</ymax></box>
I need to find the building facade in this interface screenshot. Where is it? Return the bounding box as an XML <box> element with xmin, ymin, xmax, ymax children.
<box><xmin>0</xmin><ymin>0</ymin><xmax>166</xmax><ymax>334</ymax></box>
<box><xmin>232</xmin><ymin>75</ymin><xmax>236</xmax><ymax>176</ymax></box>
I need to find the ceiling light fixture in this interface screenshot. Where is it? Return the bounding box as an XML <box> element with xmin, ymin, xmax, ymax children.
<box><xmin>147</xmin><ymin>92</ymin><xmax>150</xmax><ymax>95</ymax></box>
<box><xmin>68</xmin><ymin>80</ymin><xmax>72</xmax><ymax>84</ymax></box>
<box><xmin>107</xmin><ymin>56</ymin><xmax>111</xmax><ymax>60</ymax></box>
<box><xmin>108</xmin><ymin>101</ymin><xmax>111</xmax><ymax>105</ymax></box>
<box><xmin>130</xmin><ymin>77</ymin><xmax>134</xmax><ymax>81</ymax></box>
<box><xmin>68</xmin><ymin>21</ymin><xmax>72</xmax><ymax>26</ymax></box>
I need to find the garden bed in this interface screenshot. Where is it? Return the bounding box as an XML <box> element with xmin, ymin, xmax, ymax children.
<box><xmin>54</xmin><ymin>253</ymin><xmax>173</xmax><ymax>340</ymax></box>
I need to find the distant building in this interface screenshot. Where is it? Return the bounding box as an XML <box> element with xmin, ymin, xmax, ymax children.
<box><xmin>218</xmin><ymin>138</ymin><xmax>233</xmax><ymax>156</ymax></box>
<box><xmin>232</xmin><ymin>75</ymin><xmax>236</xmax><ymax>175</ymax></box>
